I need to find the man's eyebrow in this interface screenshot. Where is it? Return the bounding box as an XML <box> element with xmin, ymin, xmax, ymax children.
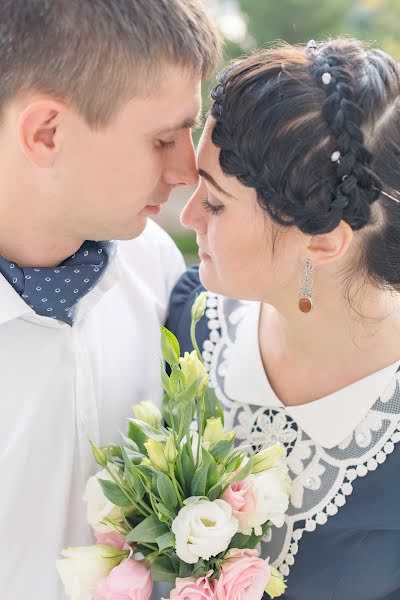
<box><xmin>198</xmin><ymin>168</ymin><xmax>236</xmax><ymax>199</ymax></box>
<box><xmin>155</xmin><ymin>115</ymin><xmax>202</xmax><ymax>135</ymax></box>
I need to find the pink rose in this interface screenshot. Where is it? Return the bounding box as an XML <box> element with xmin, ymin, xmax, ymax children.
<box><xmin>94</xmin><ymin>558</ymin><xmax>152</xmax><ymax>600</ymax></box>
<box><xmin>215</xmin><ymin>549</ymin><xmax>270</xmax><ymax>600</ymax></box>
<box><xmin>166</xmin><ymin>571</ymin><xmax>216</xmax><ymax>600</ymax></box>
<box><xmin>95</xmin><ymin>531</ymin><xmax>129</xmax><ymax>551</ymax></box>
<box><xmin>223</xmin><ymin>478</ymin><xmax>256</xmax><ymax>535</ymax></box>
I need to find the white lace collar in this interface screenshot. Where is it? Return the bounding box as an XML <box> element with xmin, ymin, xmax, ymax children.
<box><xmin>223</xmin><ymin>301</ymin><xmax>400</xmax><ymax>449</ymax></box>
<box><xmin>202</xmin><ymin>293</ymin><xmax>400</xmax><ymax>575</ymax></box>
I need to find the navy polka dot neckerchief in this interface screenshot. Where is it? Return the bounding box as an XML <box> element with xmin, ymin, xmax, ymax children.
<box><xmin>0</xmin><ymin>240</ymin><xmax>115</xmax><ymax>325</ymax></box>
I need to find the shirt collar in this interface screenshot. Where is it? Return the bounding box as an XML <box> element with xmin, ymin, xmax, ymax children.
<box><xmin>223</xmin><ymin>301</ymin><xmax>400</xmax><ymax>449</ymax></box>
<box><xmin>0</xmin><ymin>243</ymin><xmax>121</xmax><ymax>329</ymax></box>
<box><xmin>0</xmin><ymin>273</ymin><xmax>33</xmax><ymax>326</ymax></box>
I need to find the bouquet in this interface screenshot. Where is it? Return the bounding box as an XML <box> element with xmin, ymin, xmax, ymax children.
<box><xmin>57</xmin><ymin>293</ymin><xmax>290</xmax><ymax>600</ymax></box>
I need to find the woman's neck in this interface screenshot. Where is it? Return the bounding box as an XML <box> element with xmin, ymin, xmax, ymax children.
<box><xmin>258</xmin><ymin>284</ymin><xmax>400</xmax><ymax>406</ymax></box>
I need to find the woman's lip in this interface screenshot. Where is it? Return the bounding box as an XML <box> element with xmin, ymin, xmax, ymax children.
<box><xmin>143</xmin><ymin>205</ymin><xmax>161</xmax><ymax>215</ymax></box>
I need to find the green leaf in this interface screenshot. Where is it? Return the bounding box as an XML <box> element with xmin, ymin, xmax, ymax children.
<box><xmin>225</xmin><ymin>451</ymin><xmax>246</xmax><ymax>473</ymax></box>
<box><xmin>127</xmin><ymin>421</ymin><xmax>148</xmax><ymax>454</ymax></box>
<box><xmin>203</xmin><ymin>386</ymin><xmax>224</xmax><ymax>426</ymax></box>
<box><xmin>150</xmin><ymin>555</ymin><xmax>178</xmax><ymax>583</ymax></box>
<box><xmin>169</xmin><ymin>367</ymin><xmax>186</xmax><ymax>396</ymax></box>
<box><xmin>191</xmin><ymin>559</ymin><xmax>208</xmax><ymax>577</ymax></box>
<box><xmin>229</xmin><ymin>457</ymin><xmax>254</xmax><ymax>483</ymax></box>
<box><xmin>155</xmin><ymin>502</ymin><xmax>175</xmax><ymax>521</ymax></box>
<box><xmin>128</xmin><ymin>419</ymin><xmax>168</xmax><ymax>443</ymax></box>
<box><xmin>122</xmin><ymin>449</ymin><xmax>146</xmax><ymax>499</ymax></box>
<box><xmin>172</xmin><ymin>400</ymin><xmax>195</xmax><ymax>441</ymax></box>
<box><xmin>183</xmin><ymin>495</ymin><xmax>209</xmax><ymax>505</ymax></box>
<box><xmin>182</xmin><ymin>445</ymin><xmax>196</xmax><ymax>495</ymax></box>
<box><xmin>125</xmin><ymin>514</ymin><xmax>169</xmax><ymax>543</ymax></box>
<box><xmin>98</xmin><ymin>479</ymin><xmax>133</xmax><ymax>508</ymax></box>
<box><xmin>208</xmin><ymin>484</ymin><xmax>222</xmax><ymax>501</ymax></box>
<box><xmin>209</xmin><ymin>437</ymin><xmax>236</xmax><ymax>464</ymax></box>
<box><xmin>120</xmin><ymin>434</ymin><xmax>140</xmax><ymax>452</ymax></box>
<box><xmin>191</xmin><ymin>464</ymin><xmax>208</xmax><ymax>497</ymax></box>
<box><xmin>135</xmin><ymin>463</ymin><xmax>157</xmax><ymax>484</ymax></box>
<box><xmin>175</xmin><ymin>378</ymin><xmax>202</xmax><ymax>405</ymax></box>
<box><xmin>157</xmin><ymin>472</ymin><xmax>178</xmax><ymax>509</ymax></box>
<box><xmin>155</xmin><ymin>531</ymin><xmax>175</xmax><ymax>552</ymax></box>
<box><xmin>178</xmin><ymin>559</ymin><xmax>194</xmax><ymax>578</ymax></box>
<box><xmin>160</xmin><ymin>326</ymin><xmax>180</xmax><ymax>367</ymax></box>
<box><xmin>161</xmin><ymin>366</ymin><xmax>171</xmax><ymax>397</ymax></box>
<box><xmin>201</xmin><ymin>447</ymin><xmax>219</xmax><ymax>491</ymax></box>
<box><xmin>229</xmin><ymin>521</ymin><xmax>271</xmax><ymax>550</ymax></box>
<box><xmin>90</xmin><ymin>441</ymin><xmax>108</xmax><ymax>467</ymax></box>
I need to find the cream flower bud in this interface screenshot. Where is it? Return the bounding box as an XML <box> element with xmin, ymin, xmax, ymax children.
<box><xmin>265</xmin><ymin>566</ymin><xmax>287</xmax><ymax>598</ymax></box>
<box><xmin>132</xmin><ymin>401</ymin><xmax>162</xmax><ymax>428</ymax></box>
<box><xmin>203</xmin><ymin>417</ymin><xmax>225</xmax><ymax>445</ymax></box>
<box><xmin>144</xmin><ymin>439</ymin><xmax>168</xmax><ymax>472</ymax></box>
<box><xmin>179</xmin><ymin>350</ymin><xmax>208</xmax><ymax>393</ymax></box>
<box><xmin>252</xmin><ymin>444</ymin><xmax>286</xmax><ymax>474</ymax></box>
<box><xmin>191</xmin><ymin>291</ymin><xmax>208</xmax><ymax>323</ymax></box>
<box><xmin>165</xmin><ymin>435</ymin><xmax>177</xmax><ymax>463</ymax></box>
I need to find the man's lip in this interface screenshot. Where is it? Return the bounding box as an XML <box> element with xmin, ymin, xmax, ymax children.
<box><xmin>144</xmin><ymin>204</ymin><xmax>162</xmax><ymax>215</ymax></box>
<box><xmin>198</xmin><ymin>248</ymin><xmax>211</xmax><ymax>260</ymax></box>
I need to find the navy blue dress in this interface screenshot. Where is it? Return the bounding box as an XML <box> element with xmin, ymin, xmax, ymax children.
<box><xmin>166</xmin><ymin>266</ymin><xmax>400</xmax><ymax>600</ymax></box>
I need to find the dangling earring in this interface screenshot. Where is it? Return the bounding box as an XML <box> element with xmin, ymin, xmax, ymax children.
<box><xmin>298</xmin><ymin>259</ymin><xmax>314</xmax><ymax>313</ymax></box>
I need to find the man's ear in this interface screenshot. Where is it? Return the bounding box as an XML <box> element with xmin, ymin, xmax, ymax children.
<box><xmin>18</xmin><ymin>99</ymin><xmax>65</xmax><ymax>168</ymax></box>
<box><xmin>306</xmin><ymin>220</ymin><xmax>354</xmax><ymax>267</ymax></box>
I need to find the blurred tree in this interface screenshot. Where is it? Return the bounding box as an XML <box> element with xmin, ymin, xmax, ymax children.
<box><xmin>236</xmin><ymin>0</ymin><xmax>351</xmax><ymax>47</ymax></box>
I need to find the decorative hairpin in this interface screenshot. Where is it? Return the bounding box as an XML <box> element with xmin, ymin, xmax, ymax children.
<box><xmin>322</xmin><ymin>72</ymin><xmax>332</xmax><ymax>85</ymax></box>
<box><xmin>306</xmin><ymin>39</ymin><xmax>318</xmax><ymax>50</ymax></box>
<box><xmin>371</xmin><ymin>185</ymin><xmax>400</xmax><ymax>203</ymax></box>
<box><xmin>380</xmin><ymin>189</ymin><xmax>400</xmax><ymax>204</ymax></box>
<box><xmin>331</xmin><ymin>150</ymin><xmax>341</xmax><ymax>163</ymax></box>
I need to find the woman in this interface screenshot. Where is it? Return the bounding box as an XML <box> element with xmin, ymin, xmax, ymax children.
<box><xmin>167</xmin><ymin>39</ymin><xmax>400</xmax><ymax>599</ymax></box>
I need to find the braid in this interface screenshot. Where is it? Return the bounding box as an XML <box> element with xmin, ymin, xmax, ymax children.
<box><xmin>308</xmin><ymin>44</ymin><xmax>382</xmax><ymax>230</ymax></box>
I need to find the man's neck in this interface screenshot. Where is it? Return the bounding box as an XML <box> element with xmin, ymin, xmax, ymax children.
<box><xmin>0</xmin><ymin>236</ymin><xmax>84</xmax><ymax>268</ymax></box>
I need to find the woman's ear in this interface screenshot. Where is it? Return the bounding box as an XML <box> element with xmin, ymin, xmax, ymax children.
<box><xmin>306</xmin><ymin>220</ymin><xmax>354</xmax><ymax>267</ymax></box>
<box><xmin>18</xmin><ymin>99</ymin><xmax>65</xmax><ymax>168</ymax></box>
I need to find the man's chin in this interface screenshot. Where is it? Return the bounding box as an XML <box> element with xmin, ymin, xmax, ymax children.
<box><xmin>105</xmin><ymin>215</ymin><xmax>149</xmax><ymax>241</ymax></box>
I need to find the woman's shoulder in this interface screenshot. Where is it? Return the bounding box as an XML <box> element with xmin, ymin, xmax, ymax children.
<box><xmin>166</xmin><ymin>266</ymin><xmax>208</xmax><ymax>354</ymax></box>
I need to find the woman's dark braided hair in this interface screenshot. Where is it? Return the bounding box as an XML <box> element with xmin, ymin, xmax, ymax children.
<box><xmin>210</xmin><ymin>38</ymin><xmax>400</xmax><ymax>290</ymax></box>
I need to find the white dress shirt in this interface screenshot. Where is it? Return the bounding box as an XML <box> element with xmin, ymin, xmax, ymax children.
<box><xmin>0</xmin><ymin>220</ymin><xmax>185</xmax><ymax>600</ymax></box>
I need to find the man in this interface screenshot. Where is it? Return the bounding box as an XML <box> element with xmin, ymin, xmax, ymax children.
<box><xmin>0</xmin><ymin>1</ymin><xmax>221</xmax><ymax>598</ymax></box>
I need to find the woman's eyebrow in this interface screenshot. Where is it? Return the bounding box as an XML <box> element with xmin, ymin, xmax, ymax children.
<box><xmin>198</xmin><ymin>168</ymin><xmax>236</xmax><ymax>199</ymax></box>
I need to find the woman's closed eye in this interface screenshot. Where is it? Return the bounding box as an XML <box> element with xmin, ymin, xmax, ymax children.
<box><xmin>202</xmin><ymin>196</ymin><xmax>225</xmax><ymax>215</ymax></box>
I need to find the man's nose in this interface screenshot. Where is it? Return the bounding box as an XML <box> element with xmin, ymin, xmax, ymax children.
<box><xmin>163</xmin><ymin>129</ymin><xmax>199</xmax><ymax>188</ymax></box>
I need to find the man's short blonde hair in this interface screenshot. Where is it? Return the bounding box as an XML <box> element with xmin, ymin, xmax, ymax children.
<box><xmin>0</xmin><ymin>0</ymin><xmax>222</xmax><ymax>127</ymax></box>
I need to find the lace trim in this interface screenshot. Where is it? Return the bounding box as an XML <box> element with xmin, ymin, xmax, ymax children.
<box><xmin>200</xmin><ymin>292</ymin><xmax>400</xmax><ymax>577</ymax></box>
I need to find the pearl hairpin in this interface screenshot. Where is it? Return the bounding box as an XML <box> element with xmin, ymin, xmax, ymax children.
<box><xmin>331</xmin><ymin>150</ymin><xmax>341</xmax><ymax>162</ymax></box>
<box><xmin>322</xmin><ymin>72</ymin><xmax>331</xmax><ymax>85</ymax></box>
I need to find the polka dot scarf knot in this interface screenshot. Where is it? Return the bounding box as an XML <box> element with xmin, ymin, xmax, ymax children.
<box><xmin>0</xmin><ymin>240</ymin><xmax>115</xmax><ymax>325</ymax></box>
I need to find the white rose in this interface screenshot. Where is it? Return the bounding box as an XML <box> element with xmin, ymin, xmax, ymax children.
<box><xmin>172</xmin><ymin>499</ymin><xmax>238</xmax><ymax>564</ymax></box>
<box><xmin>56</xmin><ymin>544</ymin><xmax>127</xmax><ymax>600</ymax></box>
<box><xmin>83</xmin><ymin>470</ymin><xmax>123</xmax><ymax>533</ymax></box>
